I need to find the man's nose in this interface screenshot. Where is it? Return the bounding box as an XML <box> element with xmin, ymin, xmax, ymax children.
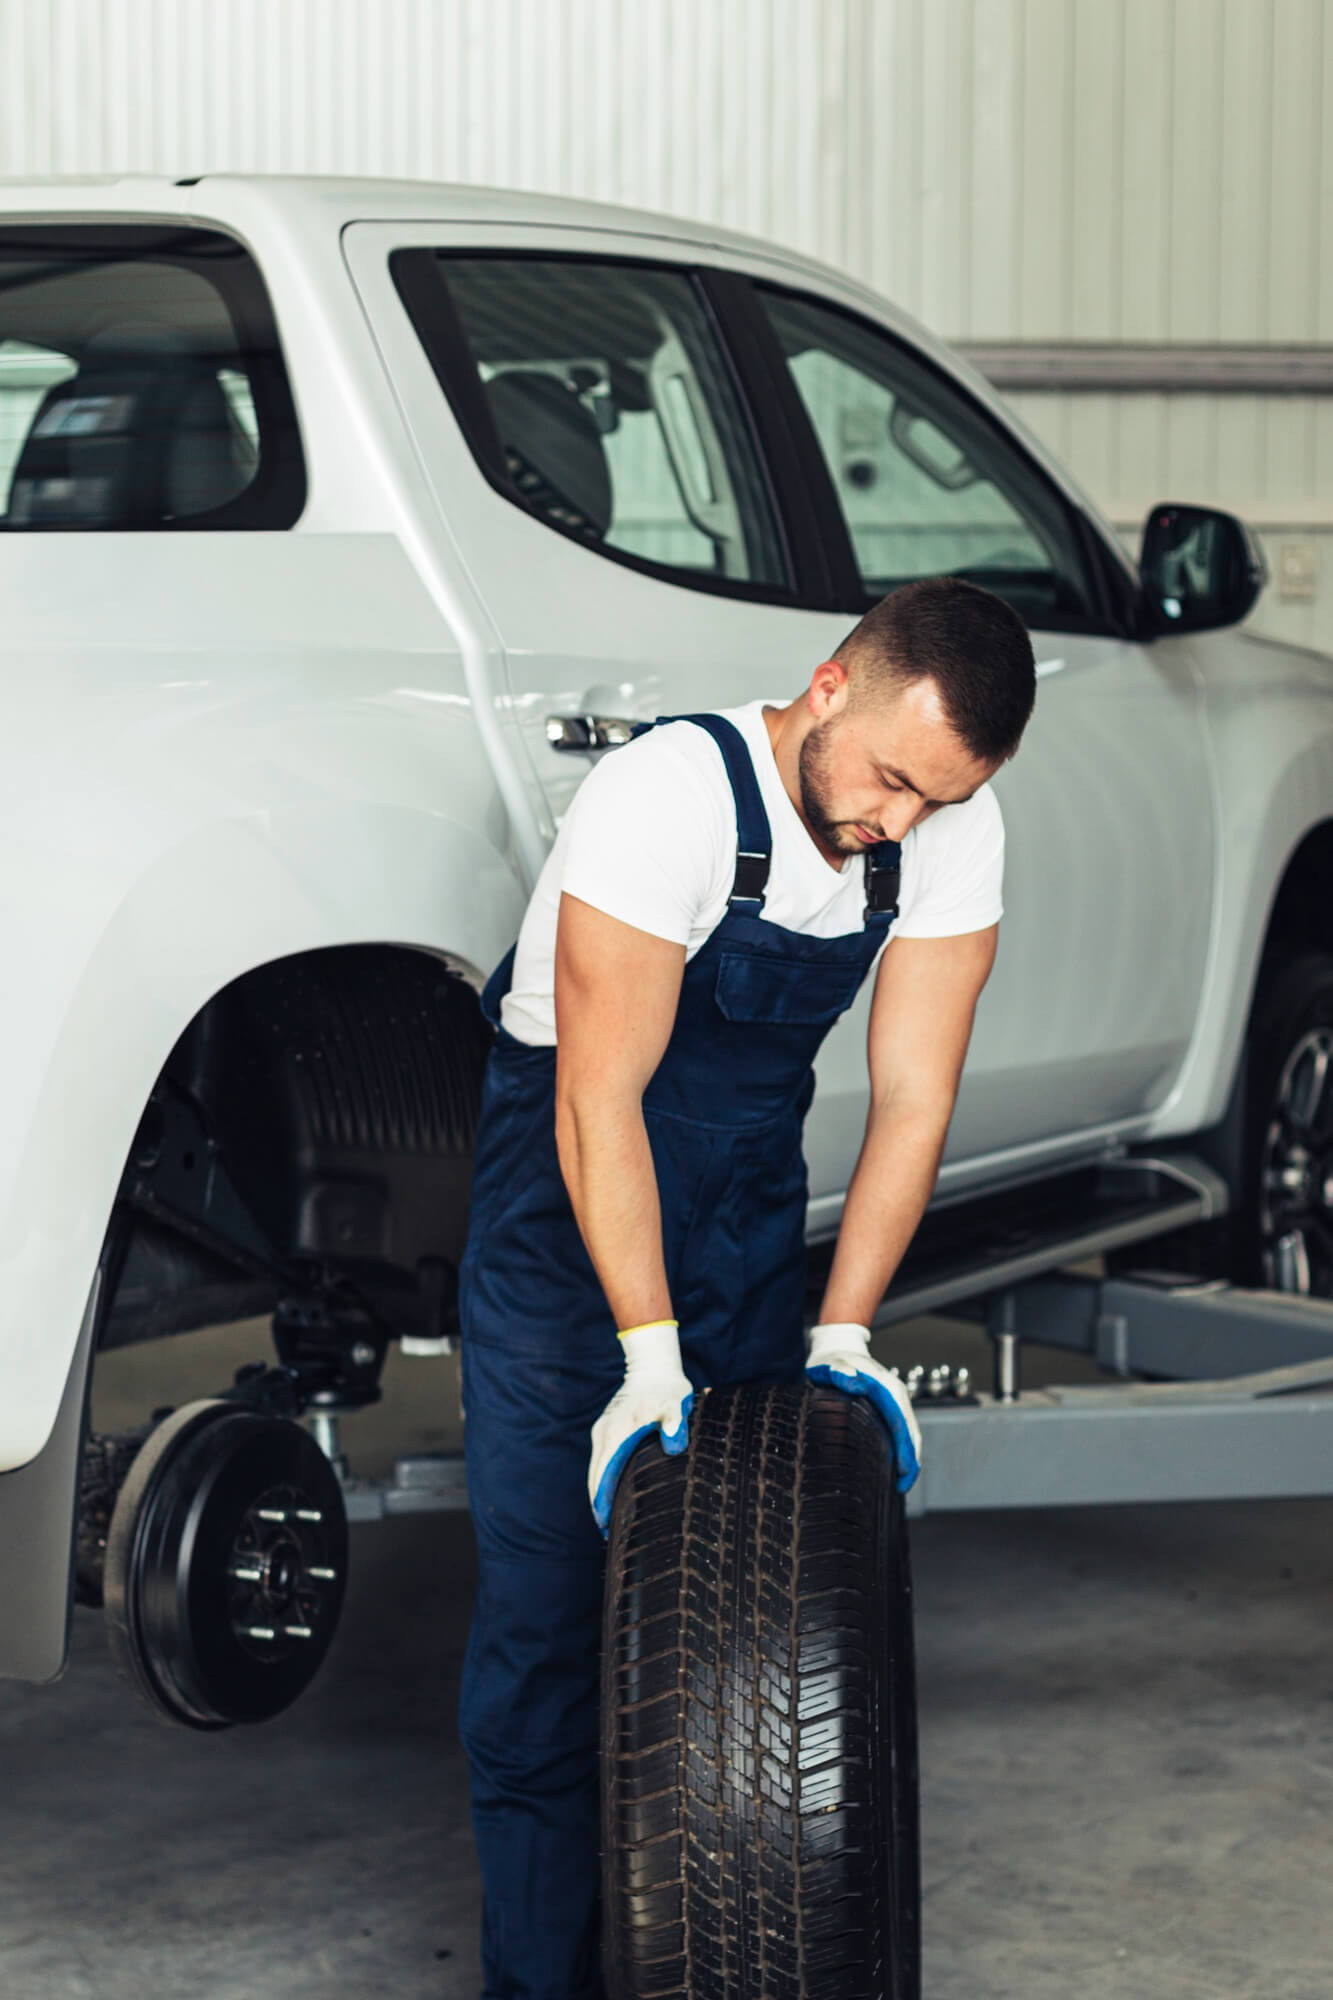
<box><xmin>878</xmin><ymin>799</ymin><xmax>923</xmax><ymax>842</ymax></box>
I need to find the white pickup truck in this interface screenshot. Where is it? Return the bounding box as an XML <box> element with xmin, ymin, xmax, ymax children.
<box><xmin>1</xmin><ymin>176</ymin><xmax>1329</xmax><ymax>1722</ymax></box>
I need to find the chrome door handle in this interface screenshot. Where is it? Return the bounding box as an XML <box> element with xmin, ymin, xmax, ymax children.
<box><xmin>545</xmin><ymin>713</ymin><xmax>639</xmax><ymax>752</ymax></box>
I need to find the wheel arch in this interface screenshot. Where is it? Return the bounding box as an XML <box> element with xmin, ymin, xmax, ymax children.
<box><xmin>1147</xmin><ymin>704</ymin><xmax>1333</xmax><ymax>1147</ymax></box>
<box><xmin>1254</xmin><ymin>819</ymin><xmax>1333</xmax><ymax>986</ymax></box>
<box><xmin>0</xmin><ymin>804</ymin><xmax>522</xmax><ymax>1475</ymax></box>
<box><xmin>105</xmin><ymin>936</ymin><xmax>499</xmax><ymax>1354</ymax></box>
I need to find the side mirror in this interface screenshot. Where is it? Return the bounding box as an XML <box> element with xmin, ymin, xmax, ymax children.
<box><xmin>1137</xmin><ymin>502</ymin><xmax>1267</xmax><ymax>637</ymax></box>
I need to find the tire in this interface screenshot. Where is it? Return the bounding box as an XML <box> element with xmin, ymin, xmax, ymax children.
<box><xmin>1110</xmin><ymin>952</ymin><xmax>1333</xmax><ymax>1299</ymax></box>
<box><xmin>601</xmin><ymin>1381</ymin><xmax>919</xmax><ymax>2000</ymax></box>
<box><xmin>1241</xmin><ymin>952</ymin><xmax>1333</xmax><ymax>1295</ymax></box>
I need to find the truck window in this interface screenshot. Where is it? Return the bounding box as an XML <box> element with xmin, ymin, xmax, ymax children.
<box><xmin>0</xmin><ymin>225</ymin><xmax>304</xmax><ymax>531</ymax></box>
<box><xmin>393</xmin><ymin>251</ymin><xmax>791</xmax><ymax>600</ymax></box>
<box><xmin>758</xmin><ymin>285</ymin><xmax>1098</xmax><ymax>628</ymax></box>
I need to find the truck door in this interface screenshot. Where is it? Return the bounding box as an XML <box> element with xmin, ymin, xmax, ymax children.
<box><xmin>344</xmin><ymin>221</ymin><xmax>853</xmax><ymax>836</ymax></box>
<box><xmin>749</xmin><ymin>282</ymin><xmax>1216</xmax><ymax>1198</ymax></box>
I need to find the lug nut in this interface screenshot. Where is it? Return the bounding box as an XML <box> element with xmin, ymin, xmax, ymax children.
<box><xmin>905</xmin><ymin>1366</ymin><xmax>925</xmax><ymax>1402</ymax></box>
<box><xmin>283</xmin><ymin>1625</ymin><xmax>313</xmax><ymax>1641</ymax></box>
<box><xmin>306</xmin><ymin>1566</ymin><xmax>337</xmax><ymax>1581</ymax></box>
<box><xmin>954</xmin><ymin>1366</ymin><xmax>972</xmax><ymax>1400</ymax></box>
<box><xmin>243</xmin><ymin>1626</ymin><xmax>276</xmax><ymax>1642</ymax></box>
<box><xmin>230</xmin><ymin>1566</ymin><xmax>263</xmax><ymax>1584</ymax></box>
<box><xmin>927</xmin><ymin>1365</ymin><xmax>952</xmax><ymax>1399</ymax></box>
<box><xmin>256</xmin><ymin>1508</ymin><xmax>288</xmax><ymax>1524</ymax></box>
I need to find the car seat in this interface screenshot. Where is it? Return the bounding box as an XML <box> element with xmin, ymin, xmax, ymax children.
<box><xmin>6</xmin><ymin>321</ymin><xmax>257</xmax><ymax>528</ymax></box>
<box><xmin>483</xmin><ymin>367</ymin><xmax>613</xmax><ymax>541</ymax></box>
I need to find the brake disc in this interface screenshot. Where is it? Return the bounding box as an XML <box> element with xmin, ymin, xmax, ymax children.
<box><xmin>104</xmin><ymin>1399</ymin><xmax>348</xmax><ymax>1729</ymax></box>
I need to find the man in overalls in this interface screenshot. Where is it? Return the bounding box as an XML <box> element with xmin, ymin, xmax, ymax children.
<box><xmin>458</xmin><ymin>576</ymin><xmax>1036</xmax><ymax>1998</ymax></box>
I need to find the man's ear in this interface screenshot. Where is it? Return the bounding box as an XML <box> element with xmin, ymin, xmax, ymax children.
<box><xmin>808</xmin><ymin>658</ymin><xmax>850</xmax><ymax>717</ymax></box>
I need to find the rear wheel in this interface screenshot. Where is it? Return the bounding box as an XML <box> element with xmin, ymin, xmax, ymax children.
<box><xmin>602</xmin><ymin>1381</ymin><xmax>919</xmax><ymax>2000</ymax></box>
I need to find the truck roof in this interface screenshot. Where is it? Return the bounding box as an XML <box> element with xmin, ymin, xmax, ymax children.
<box><xmin>0</xmin><ymin>170</ymin><xmax>802</xmax><ymax>271</ymax></box>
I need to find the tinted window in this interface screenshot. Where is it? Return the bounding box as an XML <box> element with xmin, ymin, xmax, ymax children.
<box><xmin>395</xmin><ymin>253</ymin><xmax>789</xmax><ymax>597</ymax></box>
<box><xmin>0</xmin><ymin>225</ymin><xmax>304</xmax><ymax>531</ymax></box>
<box><xmin>760</xmin><ymin>286</ymin><xmax>1096</xmax><ymax>626</ymax></box>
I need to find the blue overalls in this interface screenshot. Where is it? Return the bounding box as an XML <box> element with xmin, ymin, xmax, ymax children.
<box><xmin>457</xmin><ymin>714</ymin><xmax>900</xmax><ymax>2000</ymax></box>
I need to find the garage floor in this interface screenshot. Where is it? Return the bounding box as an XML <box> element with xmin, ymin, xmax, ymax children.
<box><xmin>2</xmin><ymin>1316</ymin><xmax>1331</xmax><ymax>1999</ymax></box>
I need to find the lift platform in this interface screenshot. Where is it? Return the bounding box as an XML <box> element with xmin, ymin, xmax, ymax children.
<box><xmin>324</xmin><ymin>1150</ymin><xmax>1333</xmax><ymax>1522</ymax></box>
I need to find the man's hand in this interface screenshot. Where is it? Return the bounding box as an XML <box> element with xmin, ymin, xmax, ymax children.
<box><xmin>588</xmin><ymin>1321</ymin><xmax>695</xmax><ymax>1535</ymax></box>
<box><xmin>805</xmin><ymin>1322</ymin><xmax>922</xmax><ymax>1492</ymax></box>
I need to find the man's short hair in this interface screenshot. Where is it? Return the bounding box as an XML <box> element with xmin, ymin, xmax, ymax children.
<box><xmin>833</xmin><ymin>577</ymin><xmax>1036</xmax><ymax>763</ymax></box>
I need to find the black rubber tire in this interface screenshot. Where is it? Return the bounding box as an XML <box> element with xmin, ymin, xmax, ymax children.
<box><xmin>601</xmin><ymin>1381</ymin><xmax>919</xmax><ymax>2000</ymax></box>
<box><xmin>1239</xmin><ymin>952</ymin><xmax>1333</xmax><ymax>1294</ymax></box>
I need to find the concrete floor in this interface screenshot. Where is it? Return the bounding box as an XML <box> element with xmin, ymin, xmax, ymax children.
<box><xmin>2</xmin><ymin>1317</ymin><xmax>1331</xmax><ymax>1998</ymax></box>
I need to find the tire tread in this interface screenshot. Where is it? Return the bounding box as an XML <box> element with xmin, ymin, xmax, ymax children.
<box><xmin>602</xmin><ymin>1381</ymin><xmax>919</xmax><ymax>2000</ymax></box>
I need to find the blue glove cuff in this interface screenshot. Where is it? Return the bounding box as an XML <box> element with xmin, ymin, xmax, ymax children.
<box><xmin>592</xmin><ymin>1392</ymin><xmax>696</xmax><ymax>1537</ymax></box>
<box><xmin>807</xmin><ymin>1364</ymin><xmax>920</xmax><ymax>1493</ymax></box>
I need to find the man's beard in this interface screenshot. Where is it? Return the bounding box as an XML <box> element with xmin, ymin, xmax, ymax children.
<box><xmin>798</xmin><ymin>715</ymin><xmax>866</xmax><ymax>855</ymax></box>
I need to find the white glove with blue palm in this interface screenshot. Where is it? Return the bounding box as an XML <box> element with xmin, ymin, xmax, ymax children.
<box><xmin>805</xmin><ymin>1322</ymin><xmax>922</xmax><ymax>1492</ymax></box>
<box><xmin>588</xmin><ymin>1320</ymin><xmax>694</xmax><ymax>1535</ymax></box>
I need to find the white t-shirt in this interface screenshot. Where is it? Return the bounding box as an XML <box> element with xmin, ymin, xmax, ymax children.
<box><xmin>501</xmin><ymin>699</ymin><xmax>1005</xmax><ymax>1046</ymax></box>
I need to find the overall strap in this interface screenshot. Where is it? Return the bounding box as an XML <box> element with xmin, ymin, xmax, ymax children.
<box><xmin>632</xmin><ymin>714</ymin><xmax>900</xmax><ymax>930</ymax></box>
<box><xmin>864</xmin><ymin>840</ymin><xmax>902</xmax><ymax>931</ymax></box>
<box><xmin>639</xmin><ymin>713</ymin><xmax>773</xmax><ymax>912</ymax></box>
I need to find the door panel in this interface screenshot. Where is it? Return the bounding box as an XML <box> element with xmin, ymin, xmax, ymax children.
<box><xmin>752</xmin><ymin>283</ymin><xmax>1215</xmax><ymax>1195</ymax></box>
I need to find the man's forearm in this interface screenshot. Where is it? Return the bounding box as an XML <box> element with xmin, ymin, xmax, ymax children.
<box><xmin>816</xmin><ymin>1102</ymin><xmax>951</xmax><ymax>1327</ymax></box>
<box><xmin>555</xmin><ymin>1087</ymin><xmax>673</xmax><ymax>1332</ymax></box>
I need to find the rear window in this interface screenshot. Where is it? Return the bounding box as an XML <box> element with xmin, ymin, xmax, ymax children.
<box><xmin>0</xmin><ymin>225</ymin><xmax>304</xmax><ymax>531</ymax></box>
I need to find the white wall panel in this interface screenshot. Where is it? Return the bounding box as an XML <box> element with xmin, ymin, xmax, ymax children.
<box><xmin>1</xmin><ymin>0</ymin><xmax>1329</xmax><ymax>341</ymax></box>
<box><xmin>0</xmin><ymin>0</ymin><xmax>1330</xmax><ymax>644</ymax></box>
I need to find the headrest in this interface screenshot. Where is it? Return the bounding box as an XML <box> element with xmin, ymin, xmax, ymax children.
<box><xmin>7</xmin><ymin>324</ymin><xmax>254</xmax><ymax>527</ymax></box>
<box><xmin>484</xmin><ymin>370</ymin><xmax>612</xmax><ymax>540</ymax></box>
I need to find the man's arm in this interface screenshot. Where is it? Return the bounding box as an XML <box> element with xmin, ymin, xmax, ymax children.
<box><xmin>816</xmin><ymin>925</ymin><xmax>998</xmax><ymax>1326</ymax></box>
<box><xmin>553</xmin><ymin>891</ymin><xmax>687</xmax><ymax>1330</ymax></box>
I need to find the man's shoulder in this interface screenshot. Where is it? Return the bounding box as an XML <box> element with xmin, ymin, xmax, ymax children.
<box><xmin>562</xmin><ymin>717</ymin><xmax>735</xmax><ymax>845</ymax></box>
<box><xmin>574</xmin><ymin>716</ymin><xmax>736</xmax><ymax>804</ymax></box>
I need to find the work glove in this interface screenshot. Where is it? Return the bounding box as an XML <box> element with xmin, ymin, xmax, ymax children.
<box><xmin>805</xmin><ymin>1322</ymin><xmax>923</xmax><ymax>1493</ymax></box>
<box><xmin>589</xmin><ymin>1320</ymin><xmax>694</xmax><ymax>1536</ymax></box>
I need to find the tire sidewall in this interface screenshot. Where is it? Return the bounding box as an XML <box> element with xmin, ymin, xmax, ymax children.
<box><xmin>1237</xmin><ymin>951</ymin><xmax>1333</xmax><ymax>1289</ymax></box>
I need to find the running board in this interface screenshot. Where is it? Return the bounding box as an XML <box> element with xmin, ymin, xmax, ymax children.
<box><xmin>857</xmin><ymin>1153</ymin><xmax>1228</xmax><ymax>1327</ymax></box>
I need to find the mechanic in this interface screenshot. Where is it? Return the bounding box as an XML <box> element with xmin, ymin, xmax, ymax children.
<box><xmin>457</xmin><ymin>574</ymin><xmax>1036</xmax><ymax>1999</ymax></box>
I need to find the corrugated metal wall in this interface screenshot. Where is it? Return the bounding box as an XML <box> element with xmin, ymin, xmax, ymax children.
<box><xmin>1</xmin><ymin>0</ymin><xmax>1329</xmax><ymax>645</ymax></box>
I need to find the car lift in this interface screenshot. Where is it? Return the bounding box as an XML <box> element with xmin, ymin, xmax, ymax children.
<box><xmin>318</xmin><ymin>1152</ymin><xmax>1333</xmax><ymax>1523</ymax></box>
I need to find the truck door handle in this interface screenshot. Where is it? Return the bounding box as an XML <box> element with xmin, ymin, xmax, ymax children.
<box><xmin>545</xmin><ymin>714</ymin><xmax>638</xmax><ymax>752</ymax></box>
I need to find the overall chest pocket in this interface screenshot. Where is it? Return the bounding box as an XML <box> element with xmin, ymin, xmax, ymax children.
<box><xmin>713</xmin><ymin>949</ymin><xmax>867</xmax><ymax>1027</ymax></box>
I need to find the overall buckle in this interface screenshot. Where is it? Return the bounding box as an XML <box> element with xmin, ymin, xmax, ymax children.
<box><xmin>864</xmin><ymin>848</ymin><xmax>901</xmax><ymax>921</ymax></box>
<box><xmin>731</xmin><ymin>849</ymin><xmax>771</xmax><ymax>907</ymax></box>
